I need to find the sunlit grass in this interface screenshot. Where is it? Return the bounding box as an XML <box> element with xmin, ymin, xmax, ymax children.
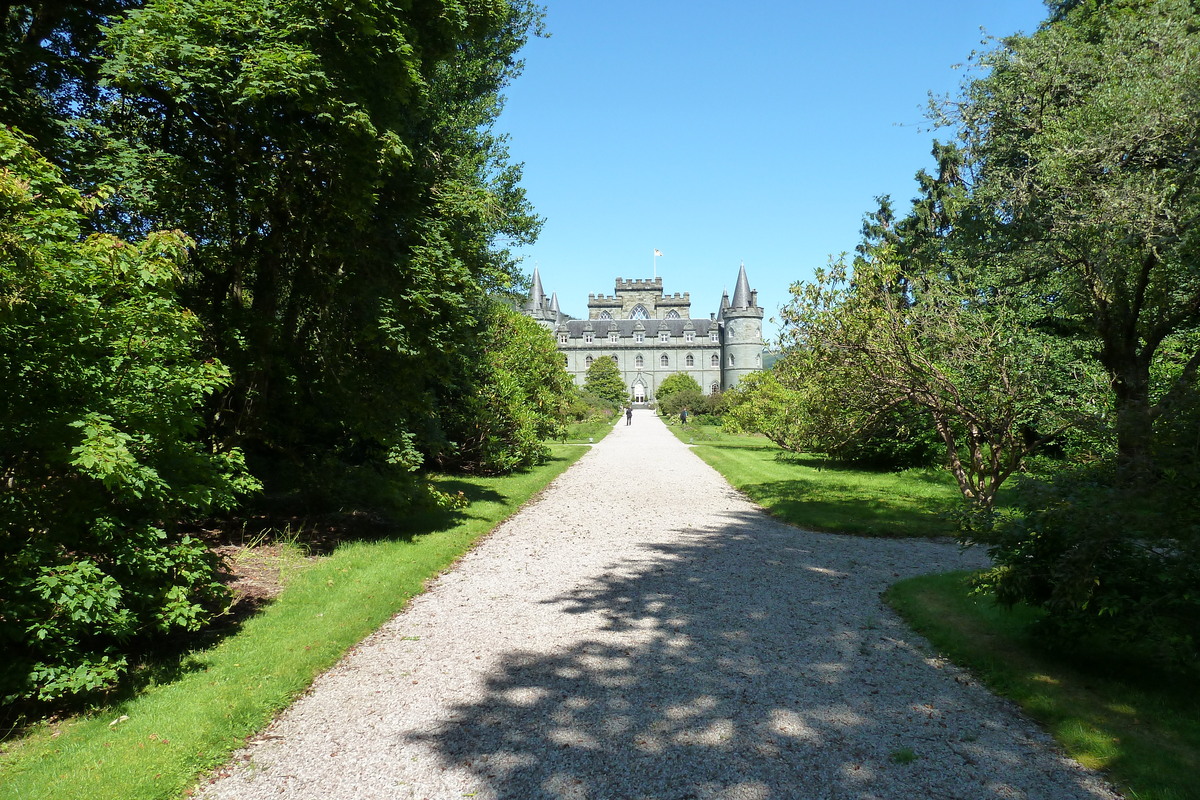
<box><xmin>0</xmin><ymin>446</ymin><xmax>587</xmax><ymax>800</ymax></box>
<box><xmin>672</xmin><ymin>424</ymin><xmax>963</xmax><ymax>537</ymax></box>
<box><xmin>887</xmin><ymin>572</ymin><xmax>1200</xmax><ymax>800</ymax></box>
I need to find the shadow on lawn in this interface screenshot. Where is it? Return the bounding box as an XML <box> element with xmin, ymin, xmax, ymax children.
<box><xmin>409</xmin><ymin>510</ymin><xmax>1109</xmax><ymax>800</ymax></box>
<box><xmin>741</xmin><ymin>479</ymin><xmax>958</xmax><ymax>538</ymax></box>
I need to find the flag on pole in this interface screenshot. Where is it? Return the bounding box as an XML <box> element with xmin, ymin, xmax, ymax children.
<box><xmin>654</xmin><ymin>249</ymin><xmax>664</xmax><ymax>257</ymax></box>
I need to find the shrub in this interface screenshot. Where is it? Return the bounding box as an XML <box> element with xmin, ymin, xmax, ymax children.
<box><xmin>0</xmin><ymin>129</ymin><xmax>257</xmax><ymax>705</ymax></box>
<box><xmin>968</xmin><ymin>465</ymin><xmax>1200</xmax><ymax>672</ymax></box>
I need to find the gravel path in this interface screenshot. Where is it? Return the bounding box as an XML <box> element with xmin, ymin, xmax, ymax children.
<box><xmin>198</xmin><ymin>410</ymin><xmax>1120</xmax><ymax>800</ymax></box>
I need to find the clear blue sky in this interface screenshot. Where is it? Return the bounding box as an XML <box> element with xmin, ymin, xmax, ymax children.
<box><xmin>497</xmin><ymin>1</ymin><xmax>1050</xmax><ymax>343</ymax></box>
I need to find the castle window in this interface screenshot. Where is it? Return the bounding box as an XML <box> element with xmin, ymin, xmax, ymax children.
<box><xmin>584</xmin><ymin>332</ymin><xmax>594</xmax><ymax>344</ymax></box>
<box><xmin>685</xmin><ymin>331</ymin><xmax>694</xmax><ymax>342</ymax></box>
<box><xmin>609</xmin><ymin>331</ymin><xmax>619</xmax><ymax>343</ymax></box>
<box><xmin>686</xmin><ymin>354</ymin><xmax>694</xmax><ymax>367</ymax></box>
<box><xmin>660</xmin><ymin>354</ymin><xmax>669</xmax><ymax>367</ymax></box>
<box><xmin>711</xmin><ymin>354</ymin><xmax>719</xmax><ymax>367</ymax></box>
<box><xmin>659</xmin><ymin>330</ymin><xmax>669</xmax><ymax>343</ymax></box>
<box><xmin>710</xmin><ymin>330</ymin><xmax>719</xmax><ymax>342</ymax></box>
<box><xmin>599</xmin><ymin>310</ymin><xmax>613</xmax><ymax>320</ymax></box>
<box><xmin>630</xmin><ymin>305</ymin><xmax>649</xmax><ymax>320</ymax></box>
<box><xmin>711</xmin><ymin>382</ymin><xmax>720</xmax><ymax>395</ymax></box>
<box><xmin>558</xmin><ymin>333</ymin><xmax>568</xmax><ymax>345</ymax></box>
<box><xmin>635</xmin><ymin>355</ymin><xmax>644</xmax><ymax>368</ymax></box>
<box><xmin>728</xmin><ymin>354</ymin><xmax>735</xmax><ymax>367</ymax></box>
<box><xmin>563</xmin><ymin>354</ymin><xmax>568</xmax><ymax>366</ymax></box>
<box><xmin>585</xmin><ymin>356</ymin><xmax>594</xmax><ymax>367</ymax></box>
<box><xmin>634</xmin><ymin>332</ymin><xmax>644</xmax><ymax>343</ymax></box>
<box><xmin>611</xmin><ymin>355</ymin><xmax>618</xmax><ymax>364</ymax></box>
<box><xmin>665</xmin><ymin>310</ymin><xmax>680</xmax><ymax>319</ymax></box>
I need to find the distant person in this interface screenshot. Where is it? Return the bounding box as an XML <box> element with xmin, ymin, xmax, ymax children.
<box><xmin>625</xmin><ymin>406</ymin><xmax>633</xmax><ymax>426</ymax></box>
<box><xmin>680</xmin><ymin>407</ymin><xmax>688</xmax><ymax>425</ymax></box>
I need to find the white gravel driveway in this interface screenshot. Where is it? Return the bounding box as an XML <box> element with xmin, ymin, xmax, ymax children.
<box><xmin>198</xmin><ymin>409</ymin><xmax>1120</xmax><ymax>800</ymax></box>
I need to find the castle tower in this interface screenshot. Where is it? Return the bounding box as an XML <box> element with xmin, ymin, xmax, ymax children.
<box><xmin>720</xmin><ymin>263</ymin><xmax>763</xmax><ymax>389</ymax></box>
<box><xmin>523</xmin><ymin>266</ymin><xmax>559</xmax><ymax>328</ymax></box>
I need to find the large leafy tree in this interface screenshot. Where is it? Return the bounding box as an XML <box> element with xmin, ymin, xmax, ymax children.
<box><xmin>949</xmin><ymin>0</ymin><xmax>1200</xmax><ymax>476</ymax></box>
<box><xmin>583</xmin><ymin>357</ymin><xmax>627</xmax><ymax>409</ymax></box>
<box><xmin>73</xmin><ymin>0</ymin><xmax>546</xmax><ymax>498</ymax></box>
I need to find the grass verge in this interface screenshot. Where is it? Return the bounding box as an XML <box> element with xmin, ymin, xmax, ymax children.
<box><xmin>886</xmin><ymin>572</ymin><xmax>1200</xmax><ymax>800</ymax></box>
<box><xmin>670</xmin><ymin>423</ymin><xmax>962</xmax><ymax>537</ymax></box>
<box><xmin>0</xmin><ymin>445</ymin><xmax>587</xmax><ymax>800</ymax></box>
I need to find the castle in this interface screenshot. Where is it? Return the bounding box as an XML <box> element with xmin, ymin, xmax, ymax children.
<box><xmin>523</xmin><ymin>265</ymin><xmax>764</xmax><ymax>403</ymax></box>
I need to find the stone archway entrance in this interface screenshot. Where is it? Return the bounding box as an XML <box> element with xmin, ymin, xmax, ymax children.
<box><xmin>631</xmin><ymin>380</ymin><xmax>646</xmax><ymax>403</ymax></box>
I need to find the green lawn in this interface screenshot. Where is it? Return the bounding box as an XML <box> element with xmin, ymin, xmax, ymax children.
<box><xmin>0</xmin><ymin>445</ymin><xmax>590</xmax><ymax>800</ymax></box>
<box><xmin>887</xmin><ymin>573</ymin><xmax>1200</xmax><ymax>800</ymax></box>
<box><xmin>672</xmin><ymin>423</ymin><xmax>962</xmax><ymax>537</ymax></box>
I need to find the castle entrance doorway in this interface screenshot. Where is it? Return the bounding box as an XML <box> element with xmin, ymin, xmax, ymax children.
<box><xmin>632</xmin><ymin>380</ymin><xmax>646</xmax><ymax>403</ymax></box>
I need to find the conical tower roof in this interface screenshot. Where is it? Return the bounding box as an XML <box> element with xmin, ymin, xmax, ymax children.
<box><xmin>549</xmin><ymin>292</ymin><xmax>560</xmax><ymax>316</ymax></box>
<box><xmin>731</xmin><ymin>262</ymin><xmax>752</xmax><ymax>309</ymax></box>
<box><xmin>525</xmin><ymin>266</ymin><xmax>546</xmax><ymax>312</ymax></box>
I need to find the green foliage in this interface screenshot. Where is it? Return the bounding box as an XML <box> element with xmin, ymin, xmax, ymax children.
<box><xmin>434</xmin><ymin>303</ymin><xmax>574</xmax><ymax>474</ymax></box>
<box><xmin>0</xmin><ymin>129</ymin><xmax>256</xmax><ymax>705</ymax></box>
<box><xmin>654</xmin><ymin>372</ymin><xmax>702</xmax><ymax>413</ymax></box>
<box><xmin>969</xmin><ymin>464</ymin><xmax>1200</xmax><ymax>674</ymax></box>
<box><xmin>724</xmin><ymin>356</ymin><xmax>939</xmax><ymax>469</ymax></box>
<box><xmin>582</xmin><ymin>356</ymin><xmax>626</xmax><ymax>408</ymax></box>
<box><xmin>949</xmin><ymin>0</ymin><xmax>1200</xmax><ymax>473</ymax></box>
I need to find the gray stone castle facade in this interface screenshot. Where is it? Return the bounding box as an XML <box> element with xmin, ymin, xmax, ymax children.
<box><xmin>523</xmin><ymin>265</ymin><xmax>764</xmax><ymax>402</ymax></box>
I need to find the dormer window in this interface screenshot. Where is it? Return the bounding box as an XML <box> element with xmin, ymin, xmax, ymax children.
<box><xmin>634</xmin><ymin>332</ymin><xmax>644</xmax><ymax>343</ymax></box>
<box><xmin>558</xmin><ymin>333</ymin><xmax>568</xmax><ymax>345</ymax></box>
<box><xmin>659</xmin><ymin>330</ymin><xmax>669</xmax><ymax>343</ymax></box>
<box><xmin>609</xmin><ymin>331</ymin><xmax>619</xmax><ymax>343</ymax></box>
<box><xmin>584</xmin><ymin>332</ymin><xmax>594</xmax><ymax>344</ymax></box>
<box><xmin>710</xmin><ymin>330</ymin><xmax>719</xmax><ymax>342</ymax></box>
<box><xmin>684</xmin><ymin>331</ymin><xmax>695</xmax><ymax>342</ymax></box>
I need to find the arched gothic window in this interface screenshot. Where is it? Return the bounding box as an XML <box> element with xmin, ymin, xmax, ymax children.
<box><xmin>660</xmin><ymin>354</ymin><xmax>669</xmax><ymax>367</ymax></box>
<box><xmin>711</xmin><ymin>382</ymin><xmax>720</xmax><ymax>395</ymax></box>
<box><xmin>665</xmin><ymin>310</ymin><xmax>680</xmax><ymax>319</ymax></box>
<box><xmin>630</xmin><ymin>304</ymin><xmax>649</xmax><ymax>320</ymax></box>
<box><xmin>585</xmin><ymin>356</ymin><xmax>594</xmax><ymax>367</ymax></box>
<box><xmin>728</xmin><ymin>354</ymin><xmax>735</xmax><ymax>367</ymax></box>
<box><xmin>635</xmin><ymin>355</ymin><xmax>644</xmax><ymax>368</ymax></box>
<box><xmin>711</xmin><ymin>354</ymin><xmax>719</xmax><ymax>367</ymax></box>
<box><xmin>611</xmin><ymin>355</ymin><xmax>618</xmax><ymax>364</ymax></box>
<box><xmin>599</xmin><ymin>310</ymin><xmax>613</xmax><ymax>320</ymax></box>
<box><xmin>685</xmin><ymin>354</ymin><xmax>694</xmax><ymax>367</ymax></box>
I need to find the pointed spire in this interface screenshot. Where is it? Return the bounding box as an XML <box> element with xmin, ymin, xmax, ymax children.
<box><xmin>549</xmin><ymin>292</ymin><xmax>560</xmax><ymax>317</ymax></box>
<box><xmin>526</xmin><ymin>265</ymin><xmax>546</xmax><ymax>312</ymax></box>
<box><xmin>731</xmin><ymin>262</ymin><xmax>752</xmax><ymax>309</ymax></box>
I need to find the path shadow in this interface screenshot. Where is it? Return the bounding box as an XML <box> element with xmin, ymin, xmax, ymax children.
<box><xmin>410</xmin><ymin>512</ymin><xmax>1110</xmax><ymax>800</ymax></box>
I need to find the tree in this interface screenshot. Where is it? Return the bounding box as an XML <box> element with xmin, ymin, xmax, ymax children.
<box><xmin>779</xmin><ymin>243</ymin><xmax>1096</xmax><ymax>510</ymax></box>
<box><xmin>77</xmin><ymin>0</ymin><xmax>546</xmax><ymax>501</ymax></box>
<box><xmin>583</xmin><ymin>357</ymin><xmax>627</xmax><ymax>408</ymax></box>
<box><xmin>654</xmin><ymin>373</ymin><xmax>702</xmax><ymax>417</ymax></box>
<box><xmin>434</xmin><ymin>304</ymin><xmax>574</xmax><ymax>474</ymax></box>
<box><xmin>948</xmin><ymin>0</ymin><xmax>1200</xmax><ymax>477</ymax></box>
<box><xmin>0</xmin><ymin>129</ymin><xmax>255</xmax><ymax>703</ymax></box>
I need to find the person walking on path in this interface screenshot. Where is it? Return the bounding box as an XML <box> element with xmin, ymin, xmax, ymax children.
<box><xmin>199</xmin><ymin>412</ymin><xmax>1120</xmax><ymax>800</ymax></box>
<box><xmin>625</xmin><ymin>405</ymin><xmax>632</xmax><ymax>425</ymax></box>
